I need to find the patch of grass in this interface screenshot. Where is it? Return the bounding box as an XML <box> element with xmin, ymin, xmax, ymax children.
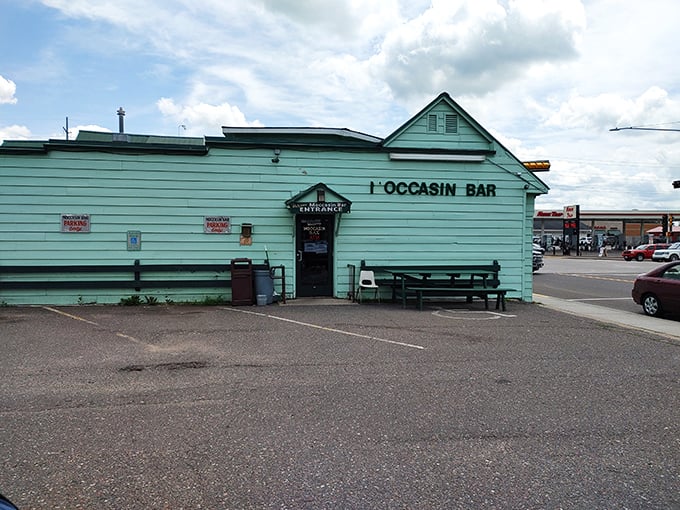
<box><xmin>119</xmin><ymin>295</ymin><xmax>142</xmax><ymax>306</ymax></box>
<box><xmin>144</xmin><ymin>295</ymin><xmax>159</xmax><ymax>305</ymax></box>
<box><xmin>196</xmin><ymin>295</ymin><xmax>229</xmax><ymax>305</ymax></box>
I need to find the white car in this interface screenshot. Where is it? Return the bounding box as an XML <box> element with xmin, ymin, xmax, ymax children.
<box><xmin>532</xmin><ymin>243</ymin><xmax>544</xmax><ymax>272</ymax></box>
<box><xmin>651</xmin><ymin>242</ymin><xmax>680</xmax><ymax>262</ymax></box>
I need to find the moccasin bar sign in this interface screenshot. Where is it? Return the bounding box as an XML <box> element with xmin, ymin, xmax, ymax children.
<box><xmin>370</xmin><ymin>180</ymin><xmax>497</xmax><ymax>197</ymax></box>
<box><xmin>288</xmin><ymin>202</ymin><xmax>351</xmax><ymax>213</ymax></box>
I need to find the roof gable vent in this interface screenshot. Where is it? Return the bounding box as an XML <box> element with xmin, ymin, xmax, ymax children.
<box><xmin>445</xmin><ymin>114</ymin><xmax>458</xmax><ymax>134</ymax></box>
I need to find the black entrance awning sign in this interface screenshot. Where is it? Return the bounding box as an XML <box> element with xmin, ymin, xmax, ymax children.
<box><xmin>285</xmin><ymin>182</ymin><xmax>352</xmax><ymax>214</ymax></box>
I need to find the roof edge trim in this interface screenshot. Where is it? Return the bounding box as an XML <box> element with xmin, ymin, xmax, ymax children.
<box><xmin>222</xmin><ymin>127</ymin><xmax>382</xmax><ymax>144</ymax></box>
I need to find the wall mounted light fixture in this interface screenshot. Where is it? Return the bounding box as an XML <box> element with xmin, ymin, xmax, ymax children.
<box><xmin>272</xmin><ymin>148</ymin><xmax>281</xmax><ymax>163</ymax></box>
<box><xmin>240</xmin><ymin>223</ymin><xmax>253</xmax><ymax>246</ymax></box>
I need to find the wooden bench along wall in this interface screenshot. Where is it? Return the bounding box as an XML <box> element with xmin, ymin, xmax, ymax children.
<box><xmin>359</xmin><ymin>260</ymin><xmax>513</xmax><ymax>311</ymax></box>
<box><xmin>0</xmin><ymin>260</ymin><xmax>287</xmax><ymax>303</ymax></box>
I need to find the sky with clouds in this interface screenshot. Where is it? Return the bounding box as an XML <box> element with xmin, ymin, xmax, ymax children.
<box><xmin>1</xmin><ymin>0</ymin><xmax>679</xmax><ymax>211</ymax></box>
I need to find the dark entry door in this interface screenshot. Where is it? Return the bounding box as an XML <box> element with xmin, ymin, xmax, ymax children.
<box><xmin>296</xmin><ymin>215</ymin><xmax>334</xmax><ymax>297</ymax></box>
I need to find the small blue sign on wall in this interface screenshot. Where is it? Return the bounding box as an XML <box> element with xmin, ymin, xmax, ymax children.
<box><xmin>127</xmin><ymin>230</ymin><xmax>141</xmax><ymax>251</ymax></box>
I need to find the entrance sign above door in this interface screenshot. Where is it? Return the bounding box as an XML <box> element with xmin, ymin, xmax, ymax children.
<box><xmin>288</xmin><ymin>202</ymin><xmax>350</xmax><ymax>214</ymax></box>
<box><xmin>285</xmin><ymin>182</ymin><xmax>352</xmax><ymax>214</ymax></box>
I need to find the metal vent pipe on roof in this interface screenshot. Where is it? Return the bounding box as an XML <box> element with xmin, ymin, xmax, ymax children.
<box><xmin>117</xmin><ymin>107</ymin><xmax>125</xmax><ymax>133</ymax></box>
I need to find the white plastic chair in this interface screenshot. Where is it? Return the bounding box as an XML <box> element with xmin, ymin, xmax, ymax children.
<box><xmin>357</xmin><ymin>270</ymin><xmax>380</xmax><ymax>303</ymax></box>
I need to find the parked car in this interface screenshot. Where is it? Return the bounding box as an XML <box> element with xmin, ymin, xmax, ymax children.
<box><xmin>621</xmin><ymin>243</ymin><xmax>669</xmax><ymax>261</ymax></box>
<box><xmin>651</xmin><ymin>242</ymin><xmax>680</xmax><ymax>262</ymax></box>
<box><xmin>631</xmin><ymin>260</ymin><xmax>680</xmax><ymax>316</ymax></box>
<box><xmin>532</xmin><ymin>243</ymin><xmax>544</xmax><ymax>272</ymax></box>
<box><xmin>0</xmin><ymin>493</ymin><xmax>18</xmax><ymax>510</ymax></box>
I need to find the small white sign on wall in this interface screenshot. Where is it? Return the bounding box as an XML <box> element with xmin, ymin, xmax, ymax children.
<box><xmin>60</xmin><ymin>214</ymin><xmax>91</xmax><ymax>233</ymax></box>
<box><xmin>127</xmin><ymin>230</ymin><xmax>142</xmax><ymax>251</ymax></box>
<box><xmin>204</xmin><ymin>216</ymin><xmax>231</xmax><ymax>234</ymax></box>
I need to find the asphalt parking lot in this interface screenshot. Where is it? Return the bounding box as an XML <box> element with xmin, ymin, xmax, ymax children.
<box><xmin>1</xmin><ymin>300</ymin><xmax>679</xmax><ymax>509</ymax></box>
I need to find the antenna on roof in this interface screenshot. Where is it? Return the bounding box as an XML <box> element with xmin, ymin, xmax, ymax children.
<box><xmin>63</xmin><ymin>116</ymin><xmax>71</xmax><ymax>140</ymax></box>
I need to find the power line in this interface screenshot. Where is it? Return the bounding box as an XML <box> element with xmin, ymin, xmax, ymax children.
<box><xmin>609</xmin><ymin>125</ymin><xmax>680</xmax><ymax>189</ymax></box>
<box><xmin>546</xmin><ymin>156</ymin><xmax>680</xmax><ymax>169</ymax></box>
<box><xmin>610</xmin><ymin>123</ymin><xmax>680</xmax><ymax>132</ymax></box>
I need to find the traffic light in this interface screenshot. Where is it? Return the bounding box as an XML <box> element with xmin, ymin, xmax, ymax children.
<box><xmin>662</xmin><ymin>214</ymin><xmax>669</xmax><ymax>234</ymax></box>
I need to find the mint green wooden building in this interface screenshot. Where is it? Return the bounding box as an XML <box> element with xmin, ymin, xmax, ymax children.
<box><xmin>0</xmin><ymin>92</ymin><xmax>548</xmax><ymax>305</ymax></box>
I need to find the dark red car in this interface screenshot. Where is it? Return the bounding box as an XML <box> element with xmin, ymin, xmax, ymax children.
<box><xmin>631</xmin><ymin>261</ymin><xmax>680</xmax><ymax>316</ymax></box>
<box><xmin>622</xmin><ymin>243</ymin><xmax>669</xmax><ymax>261</ymax></box>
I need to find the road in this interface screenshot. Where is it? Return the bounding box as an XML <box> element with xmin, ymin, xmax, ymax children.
<box><xmin>533</xmin><ymin>254</ymin><xmax>662</xmax><ymax>314</ymax></box>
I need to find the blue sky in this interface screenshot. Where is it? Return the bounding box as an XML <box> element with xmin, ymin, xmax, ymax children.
<box><xmin>2</xmin><ymin>0</ymin><xmax>680</xmax><ymax>211</ymax></box>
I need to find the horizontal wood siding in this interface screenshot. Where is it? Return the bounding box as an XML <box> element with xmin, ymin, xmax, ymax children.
<box><xmin>1</xmin><ymin>145</ymin><xmax>533</xmax><ymax>304</ymax></box>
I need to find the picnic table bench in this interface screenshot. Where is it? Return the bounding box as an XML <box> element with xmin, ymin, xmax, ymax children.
<box><xmin>359</xmin><ymin>260</ymin><xmax>513</xmax><ymax>311</ymax></box>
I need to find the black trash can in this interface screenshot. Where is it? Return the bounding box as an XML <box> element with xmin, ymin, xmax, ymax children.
<box><xmin>253</xmin><ymin>267</ymin><xmax>275</xmax><ymax>305</ymax></box>
<box><xmin>230</xmin><ymin>258</ymin><xmax>253</xmax><ymax>305</ymax></box>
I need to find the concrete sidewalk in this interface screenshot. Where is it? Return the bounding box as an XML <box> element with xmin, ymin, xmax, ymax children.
<box><xmin>534</xmin><ymin>293</ymin><xmax>680</xmax><ymax>342</ymax></box>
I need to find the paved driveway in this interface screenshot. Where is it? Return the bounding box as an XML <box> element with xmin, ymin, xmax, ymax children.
<box><xmin>1</xmin><ymin>302</ymin><xmax>678</xmax><ymax>509</ymax></box>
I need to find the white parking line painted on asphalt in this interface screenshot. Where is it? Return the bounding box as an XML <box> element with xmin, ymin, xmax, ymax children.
<box><xmin>41</xmin><ymin>306</ymin><xmax>151</xmax><ymax>349</ymax></box>
<box><xmin>41</xmin><ymin>306</ymin><xmax>100</xmax><ymax>326</ymax></box>
<box><xmin>222</xmin><ymin>307</ymin><xmax>426</xmax><ymax>350</ymax></box>
<box><xmin>431</xmin><ymin>309</ymin><xmax>517</xmax><ymax>320</ymax></box>
<box><xmin>115</xmin><ymin>332</ymin><xmax>157</xmax><ymax>349</ymax></box>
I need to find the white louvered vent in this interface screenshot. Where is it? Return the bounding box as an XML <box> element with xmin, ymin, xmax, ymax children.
<box><xmin>445</xmin><ymin>114</ymin><xmax>458</xmax><ymax>134</ymax></box>
<box><xmin>427</xmin><ymin>114</ymin><xmax>438</xmax><ymax>132</ymax></box>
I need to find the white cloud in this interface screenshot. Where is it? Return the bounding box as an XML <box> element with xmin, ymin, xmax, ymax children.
<box><xmin>64</xmin><ymin>124</ymin><xmax>111</xmax><ymax>140</ymax></box>
<box><xmin>545</xmin><ymin>87</ymin><xmax>680</xmax><ymax>131</ymax></box>
<box><xmin>0</xmin><ymin>75</ymin><xmax>17</xmax><ymax>104</ymax></box>
<box><xmin>157</xmin><ymin>97</ymin><xmax>263</xmax><ymax>136</ymax></box>
<box><xmin>0</xmin><ymin>125</ymin><xmax>31</xmax><ymax>142</ymax></box>
<box><xmin>370</xmin><ymin>0</ymin><xmax>586</xmax><ymax>106</ymax></box>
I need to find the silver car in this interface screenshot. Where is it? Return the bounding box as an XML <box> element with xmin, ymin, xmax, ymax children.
<box><xmin>651</xmin><ymin>242</ymin><xmax>680</xmax><ymax>262</ymax></box>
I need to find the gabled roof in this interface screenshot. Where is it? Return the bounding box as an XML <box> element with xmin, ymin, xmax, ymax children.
<box><xmin>381</xmin><ymin>92</ymin><xmax>549</xmax><ymax>194</ymax></box>
<box><xmin>382</xmin><ymin>91</ymin><xmax>495</xmax><ymax>148</ymax></box>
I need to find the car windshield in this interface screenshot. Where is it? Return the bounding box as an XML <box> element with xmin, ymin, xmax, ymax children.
<box><xmin>634</xmin><ymin>245</ymin><xmax>650</xmax><ymax>249</ymax></box>
<box><xmin>669</xmin><ymin>243</ymin><xmax>680</xmax><ymax>249</ymax></box>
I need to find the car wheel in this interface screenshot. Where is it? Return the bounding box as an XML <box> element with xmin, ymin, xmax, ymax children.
<box><xmin>670</xmin><ymin>254</ymin><xmax>679</xmax><ymax>261</ymax></box>
<box><xmin>636</xmin><ymin>254</ymin><xmax>644</xmax><ymax>261</ymax></box>
<box><xmin>641</xmin><ymin>293</ymin><xmax>663</xmax><ymax>317</ymax></box>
